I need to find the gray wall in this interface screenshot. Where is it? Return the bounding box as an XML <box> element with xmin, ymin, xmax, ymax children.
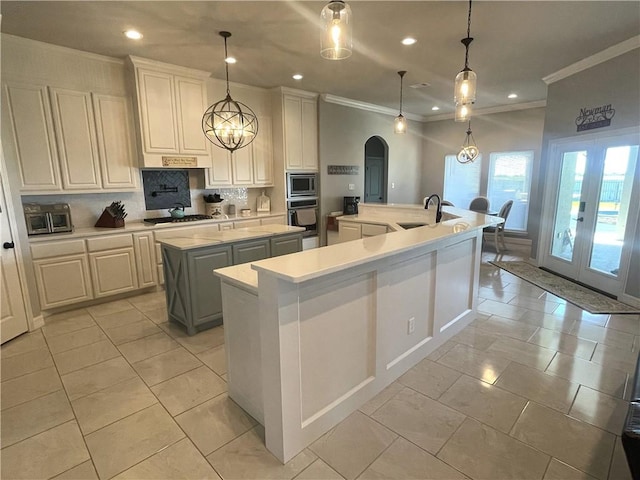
<box><xmin>318</xmin><ymin>99</ymin><xmax>423</xmax><ymax>244</ymax></box>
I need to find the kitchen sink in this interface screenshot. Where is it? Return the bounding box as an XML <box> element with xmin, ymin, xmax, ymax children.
<box><xmin>397</xmin><ymin>222</ymin><xmax>428</xmax><ymax>229</ymax></box>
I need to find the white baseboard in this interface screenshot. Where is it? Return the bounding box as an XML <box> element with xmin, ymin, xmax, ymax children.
<box><xmin>30</xmin><ymin>314</ymin><xmax>45</xmax><ymax>331</ymax></box>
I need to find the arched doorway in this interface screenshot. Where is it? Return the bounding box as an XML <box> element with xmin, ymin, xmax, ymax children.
<box><xmin>364</xmin><ymin>136</ymin><xmax>388</xmax><ymax>204</ymax></box>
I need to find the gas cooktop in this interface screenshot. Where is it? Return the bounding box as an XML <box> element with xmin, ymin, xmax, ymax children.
<box><xmin>144</xmin><ymin>214</ymin><xmax>213</xmax><ymax>224</ymax></box>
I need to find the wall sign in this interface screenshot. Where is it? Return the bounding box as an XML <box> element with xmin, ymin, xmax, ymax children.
<box><xmin>576</xmin><ymin>104</ymin><xmax>615</xmax><ymax>132</ymax></box>
<box><xmin>328</xmin><ymin>165</ymin><xmax>359</xmax><ymax>175</ymax></box>
<box><xmin>162</xmin><ymin>156</ymin><xmax>198</xmax><ymax>167</ymax></box>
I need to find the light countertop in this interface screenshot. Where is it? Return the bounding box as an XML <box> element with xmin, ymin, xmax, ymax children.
<box><xmin>159</xmin><ymin>225</ymin><xmax>305</xmax><ymax>250</ymax></box>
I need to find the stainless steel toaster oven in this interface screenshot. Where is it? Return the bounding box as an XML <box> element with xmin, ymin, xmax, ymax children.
<box><xmin>24</xmin><ymin>203</ymin><xmax>73</xmax><ymax>235</ymax></box>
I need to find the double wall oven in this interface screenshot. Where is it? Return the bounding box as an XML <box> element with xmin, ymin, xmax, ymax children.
<box><xmin>286</xmin><ymin>172</ymin><xmax>318</xmax><ymax>237</ymax></box>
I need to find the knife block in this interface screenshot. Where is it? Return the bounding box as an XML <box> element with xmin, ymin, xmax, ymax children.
<box><xmin>95</xmin><ymin>209</ymin><xmax>125</xmax><ymax>228</ymax></box>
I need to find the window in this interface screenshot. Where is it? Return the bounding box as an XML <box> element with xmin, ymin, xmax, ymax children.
<box><xmin>487</xmin><ymin>151</ymin><xmax>534</xmax><ymax>231</ymax></box>
<box><xmin>443</xmin><ymin>154</ymin><xmax>482</xmax><ymax>208</ymax></box>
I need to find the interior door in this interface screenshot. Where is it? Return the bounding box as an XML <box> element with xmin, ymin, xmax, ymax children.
<box><xmin>542</xmin><ymin>132</ymin><xmax>640</xmax><ymax>296</ymax></box>
<box><xmin>365</xmin><ymin>156</ymin><xmax>385</xmax><ymax>203</ymax></box>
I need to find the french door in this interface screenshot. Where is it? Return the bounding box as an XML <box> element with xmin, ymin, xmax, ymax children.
<box><xmin>541</xmin><ymin>131</ymin><xmax>640</xmax><ymax>297</ymax></box>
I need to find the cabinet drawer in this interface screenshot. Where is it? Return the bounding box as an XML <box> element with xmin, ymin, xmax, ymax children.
<box><xmin>87</xmin><ymin>234</ymin><xmax>133</xmax><ymax>252</ymax></box>
<box><xmin>31</xmin><ymin>239</ymin><xmax>86</xmax><ymax>259</ymax></box>
<box><xmin>154</xmin><ymin>224</ymin><xmax>220</xmax><ymax>241</ymax></box>
<box><xmin>232</xmin><ymin>239</ymin><xmax>270</xmax><ymax>264</ymax></box>
<box><xmin>261</xmin><ymin>216</ymin><xmax>286</xmax><ymax>226</ymax></box>
<box><xmin>361</xmin><ymin>223</ymin><xmax>388</xmax><ymax>236</ymax></box>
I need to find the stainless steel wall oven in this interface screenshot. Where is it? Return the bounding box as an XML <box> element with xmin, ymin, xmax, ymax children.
<box><xmin>287</xmin><ymin>197</ymin><xmax>318</xmax><ymax>237</ymax></box>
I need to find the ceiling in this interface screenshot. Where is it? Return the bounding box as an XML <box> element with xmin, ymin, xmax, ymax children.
<box><xmin>1</xmin><ymin>1</ymin><xmax>639</xmax><ymax>119</ymax></box>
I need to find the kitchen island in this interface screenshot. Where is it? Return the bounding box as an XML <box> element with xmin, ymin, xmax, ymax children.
<box><xmin>214</xmin><ymin>204</ymin><xmax>501</xmax><ymax>463</ymax></box>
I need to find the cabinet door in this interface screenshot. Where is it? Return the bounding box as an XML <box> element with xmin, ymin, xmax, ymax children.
<box><xmin>205</xmin><ymin>148</ymin><xmax>233</xmax><ymax>187</ymax></box>
<box><xmin>49</xmin><ymin>88</ymin><xmax>102</xmax><ymax>190</ymax></box>
<box><xmin>3</xmin><ymin>83</ymin><xmax>61</xmax><ymax>191</ymax></box>
<box><xmin>137</xmin><ymin>69</ymin><xmax>179</xmax><ymax>153</ymax></box>
<box><xmin>271</xmin><ymin>234</ymin><xmax>302</xmax><ymax>257</ymax></box>
<box><xmin>133</xmin><ymin>232</ymin><xmax>157</xmax><ymax>288</ymax></box>
<box><xmin>231</xmin><ymin>146</ymin><xmax>254</xmax><ymax>185</ymax></box>
<box><xmin>187</xmin><ymin>246</ymin><xmax>233</xmax><ymax>327</ymax></box>
<box><xmin>175</xmin><ymin>76</ymin><xmax>209</xmax><ymax>154</ymax></box>
<box><xmin>232</xmin><ymin>239</ymin><xmax>271</xmax><ymax>264</ymax></box>
<box><xmin>92</xmin><ymin>94</ymin><xmax>138</xmax><ymax>189</ymax></box>
<box><xmin>89</xmin><ymin>247</ymin><xmax>138</xmax><ymax>298</ymax></box>
<box><xmin>301</xmin><ymin>98</ymin><xmax>318</xmax><ymax>170</ymax></box>
<box><xmin>253</xmin><ymin>117</ymin><xmax>273</xmax><ymax>185</ymax></box>
<box><xmin>283</xmin><ymin>95</ymin><xmax>303</xmax><ymax>170</ymax></box>
<box><xmin>33</xmin><ymin>254</ymin><xmax>93</xmax><ymax>309</ymax></box>
<box><xmin>339</xmin><ymin>222</ymin><xmax>362</xmax><ymax>243</ymax></box>
<box><xmin>219</xmin><ymin>222</ymin><xmax>234</xmax><ymax>231</ymax></box>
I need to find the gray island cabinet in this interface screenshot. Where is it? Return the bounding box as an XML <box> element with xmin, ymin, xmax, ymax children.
<box><xmin>161</xmin><ymin>226</ymin><xmax>303</xmax><ymax>335</ymax></box>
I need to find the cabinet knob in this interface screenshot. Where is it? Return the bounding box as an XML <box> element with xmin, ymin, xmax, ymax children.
<box><xmin>3</xmin><ymin>242</ymin><xmax>15</xmax><ymax>249</ymax></box>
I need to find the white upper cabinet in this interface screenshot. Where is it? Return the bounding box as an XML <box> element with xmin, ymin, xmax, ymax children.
<box><xmin>253</xmin><ymin>116</ymin><xmax>273</xmax><ymax>185</ymax></box>
<box><xmin>129</xmin><ymin>56</ymin><xmax>211</xmax><ymax>168</ymax></box>
<box><xmin>206</xmin><ymin>148</ymin><xmax>233</xmax><ymax>187</ymax></box>
<box><xmin>231</xmin><ymin>147</ymin><xmax>254</xmax><ymax>185</ymax></box>
<box><xmin>273</xmin><ymin>88</ymin><xmax>318</xmax><ymax>171</ymax></box>
<box><xmin>3</xmin><ymin>83</ymin><xmax>61</xmax><ymax>191</ymax></box>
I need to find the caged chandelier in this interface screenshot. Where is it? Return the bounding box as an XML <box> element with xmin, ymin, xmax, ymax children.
<box><xmin>454</xmin><ymin>0</ymin><xmax>477</xmax><ymax>123</ymax></box>
<box><xmin>202</xmin><ymin>31</ymin><xmax>258</xmax><ymax>152</ymax></box>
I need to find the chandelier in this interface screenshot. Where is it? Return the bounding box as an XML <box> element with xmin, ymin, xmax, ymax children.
<box><xmin>394</xmin><ymin>71</ymin><xmax>407</xmax><ymax>134</ymax></box>
<box><xmin>457</xmin><ymin>121</ymin><xmax>479</xmax><ymax>164</ymax></box>
<box><xmin>202</xmin><ymin>31</ymin><xmax>258</xmax><ymax>152</ymax></box>
<box><xmin>320</xmin><ymin>0</ymin><xmax>353</xmax><ymax>60</ymax></box>
<box><xmin>454</xmin><ymin>0</ymin><xmax>477</xmax><ymax>122</ymax></box>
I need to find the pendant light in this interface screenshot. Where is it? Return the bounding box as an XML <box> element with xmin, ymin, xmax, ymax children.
<box><xmin>454</xmin><ymin>0</ymin><xmax>477</xmax><ymax>119</ymax></box>
<box><xmin>202</xmin><ymin>31</ymin><xmax>258</xmax><ymax>152</ymax></box>
<box><xmin>394</xmin><ymin>71</ymin><xmax>407</xmax><ymax>134</ymax></box>
<box><xmin>320</xmin><ymin>0</ymin><xmax>352</xmax><ymax>60</ymax></box>
<box><xmin>457</xmin><ymin>121</ymin><xmax>479</xmax><ymax>164</ymax></box>
<box><xmin>455</xmin><ymin>103</ymin><xmax>472</xmax><ymax>123</ymax></box>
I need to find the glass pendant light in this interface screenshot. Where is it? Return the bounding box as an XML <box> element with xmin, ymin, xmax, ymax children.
<box><xmin>454</xmin><ymin>0</ymin><xmax>477</xmax><ymax>109</ymax></box>
<box><xmin>320</xmin><ymin>0</ymin><xmax>352</xmax><ymax>60</ymax></box>
<box><xmin>394</xmin><ymin>71</ymin><xmax>407</xmax><ymax>134</ymax></box>
<box><xmin>455</xmin><ymin>103</ymin><xmax>472</xmax><ymax>123</ymax></box>
<box><xmin>202</xmin><ymin>31</ymin><xmax>258</xmax><ymax>152</ymax></box>
<box><xmin>457</xmin><ymin>121</ymin><xmax>479</xmax><ymax>164</ymax></box>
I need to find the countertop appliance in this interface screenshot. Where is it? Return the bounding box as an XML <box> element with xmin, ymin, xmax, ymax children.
<box><xmin>343</xmin><ymin>196</ymin><xmax>360</xmax><ymax>215</ymax></box>
<box><xmin>287</xmin><ymin>172</ymin><xmax>318</xmax><ymax>197</ymax></box>
<box><xmin>24</xmin><ymin>203</ymin><xmax>73</xmax><ymax>235</ymax></box>
<box><xmin>287</xmin><ymin>197</ymin><xmax>318</xmax><ymax>237</ymax></box>
<box><xmin>144</xmin><ymin>214</ymin><xmax>213</xmax><ymax>224</ymax></box>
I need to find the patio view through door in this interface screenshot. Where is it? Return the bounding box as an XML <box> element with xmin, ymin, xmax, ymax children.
<box><xmin>542</xmin><ymin>131</ymin><xmax>639</xmax><ymax>297</ymax></box>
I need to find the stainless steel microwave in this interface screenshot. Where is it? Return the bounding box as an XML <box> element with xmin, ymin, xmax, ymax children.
<box><xmin>24</xmin><ymin>203</ymin><xmax>73</xmax><ymax>235</ymax></box>
<box><xmin>286</xmin><ymin>172</ymin><xmax>318</xmax><ymax>198</ymax></box>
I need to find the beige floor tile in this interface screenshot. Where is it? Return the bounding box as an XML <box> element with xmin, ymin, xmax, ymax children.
<box><xmin>53</xmin><ymin>339</ymin><xmax>120</xmax><ymax>375</ymax></box>
<box><xmin>160</xmin><ymin>322</ymin><xmax>226</xmax><ymax>354</ymax></box>
<box><xmin>0</xmin><ymin>421</ymin><xmax>90</xmax><ymax>480</ymax></box>
<box><xmin>71</xmin><ymin>377</ymin><xmax>158</xmax><ymax>434</ymax></box>
<box><xmin>359</xmin><ymin>437</ymin><xmax>467</xmax><ymax>480</ymax></box>
<box><xmin>42</xmin><ymin>313</ymin><xmax>96</xmax><ymax>339</ymax></box>
<box><xmin>197</xmin><ymin>344</ymin><xmax>227</xmax><ymax>375</ymax></box>
<box><xmin>127</xmin><ymin>290</ymin><xmax>167</xmax><ymax>312</ymax></box>
<box><xmin>438</xmin><ymin>416</ymin><xmax>549</xmax><ymax>480</ymax></box>
<box><xmin>221</xmin><ymin>373</ymin><xmax>228</xmax><ymax>382</ymax></box>
<box><xmin>92</xmin><ymin>308</ymin><xmax>149</xmax><ymax>330</ymax></box>
<box><xmin>117</xmin><ymin>331</ymin><xmax>178</xmax><ymax>363</ymax></box>
<box><xmin>452</xmin><ymin>325</ymin><xmax>499</xmax><ymax>351</ymax></box>
<box><xmin>112</xmin><ymin>437</ymin><xmax>221</xmax><ymax>480</ymax></box>
<box><xmin>591</xmin><ymin>343</ymin><xmax>638</xmax><ymax>373</ymax></box>
<box><xmin>61</xmin><ymin>356</ymin><xmax>137</xmax><ymax>400</ymax></box>
<box><xmin>545</xmin><ymin>352</ymin><xmax>628</xmax><ymax>398</ymax></box>
<box><xmin>175</xmin><ymin>393</ymin><xmax>257</xmax><ymax>455</ymax></box>
<box><xmin>0</xmin><ymin>366</ymin><xmax>62</xmax><ymax>410</ymax></box>
<box><xmin>518</xmin><ymin>311</ymin><xmax>577</xmax><ymax>333</ymax></box>
<box><xmin>509</xmin><ymin>296</ymin><xmax>562</xmax><ymax>314</ymax></box>
<box><xmin>207</xmin><ymin>426</ymin><xmax>316</xmax><ymax>480</ymax></box>
<box><xmin>132</xmin><ymin>346</ymin><xmax>202</xmax><ymax>386</ymax></box>
<box><xmin>437</xmin><ymin>343</ymin><xmax>512</xmax><ymax>384</ymax></box>
<box><xmin>43</xmin><ymin>307</ymin><xmax>91</xmax><ymax>323</ymax></box>
<box><xmin>143</xmin><ymin>305</ymin><xmax>168</xmax><ymax>325</ymax></box>
<box><xmin>1</xmin><ymin>390</ymin><xmax>74</xmax><ymax>447</ymax></box>
<box><xmin>477</xmin><ymin>299</ymin><xmax>528</xmax><ymax>320</ymax></box>
<box><xmin>511</xmin><ymin>401</ymin><xmax>615</xmax><ymax>479</ymax></box>
<box><xmin>569</xmin><ymin>385</ymin><xmax>628</xmax><ymax>434</ymax></box>
<box><xmin>309</xmin><ymin>411</ymin><xmax>396</xmax><ymax>479</ymax></box>
<box><xmin>359</xmin><ymin>381</ymin><xmax>404</xmax><ymax>416</ymax></box>
<box><xmin>397</xmin><ymin>357</ymin><xmax>461</xmax><ymax>400</ymax></box>
<box><xmin>151</xmin><ymin>365</ymin><xmax>227</xmax><ymax>416</ymax></box>
<box><xmin>570</xmin><ymin>322</ymin><xmax>635</xmax><ymax>350</ymax></box>
<box><xmin>295</xmin><ymin>459</ymin><xmax>344</xmax><ymax>479</ymax></box>
<box><xmin>1</xmin><ymin>347</ymin><xmax>53</xmax><ymax>381</ymax></box>
<box><xmin>475</xmin><ymin>315</ymin><xmax>539</xmax><ymax>341</ymax></box>
<box><xmin>608</xmin><ymin>436</ymin><xmax>633</xmax><ymax>480</ymax></box>
<box><xmin>438</xmin><ymin>374</ymin><xmax>527</xmax><ymax>433</ymax></box>
<box><xmin>371</xmin><ymin>387</ymin><xmax>464</xmax><ymax>455</ymax></box>
<box><xmin>495</xmin><ymin>362</ymin><xmax>579</xmax><ymax>413</ymax></box>
<box><xmin>0</xmin><ymin>330</ymin><xmax>47</xmax><ymax>359</ymax></box>
<box><xmin>527</xmin><ymin>327</ymin><xmax>597</xmax><ymax>360</ymax></box>
<box><xmin>103</xmin><ymin>318</ymin><xmax>162</xmax><ymax>345</ymax></box>
<box><xmin>606</xmin><ymin>314</ymin><xmax>640</xmax><ymax>335</ymax></box>
<box><xmin>86</xmin><ymin>298</ymin><xmax>134</xmax><ymax>317</ymax></box>
<box><xmin>426</xmin><ymin>340</ymin><xmax>457</xmax><ymax>361</ymax></box>
<box><xmin>46</xmin><ymin>326</ymin><xmax>108</xmax><ymax>354</ymax></box>
<box><xmin>544</xmin><ymin>458</ymin><xmax>597</xmax><ymax>479</ymax></box>
<box><xmin>554</xmin><ymin>304</ymin><xmax>610</xmax><ymax>327</ymax></box>
<box><xmin>51</xmin><ymin>460</ymin><xmax>98</xmax><ymax>479</ymax></box>
<box><xmin>478</xmin><ymin>286</ymin><xmax>517</xmax><ymax>304</ymax></box>
<box><xmin>486</xmin><ymin>336</ymin><xmax>557</xmax><ymax>370</ymax></box>
<box><xmin>500</xmin><ymin>282</ymin><xmax>548</xmax><ymax>298</ymax></box>
<box><xmin>85</xmin><ymin>404</ymin><xmax>184</xmax><ymax>479</ymax></box>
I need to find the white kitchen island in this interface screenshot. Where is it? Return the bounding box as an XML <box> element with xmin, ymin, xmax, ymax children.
<box><xmin>214</xmin><ymin>204</ymin><xmax>501</xmax><ymax>463</ymax></box>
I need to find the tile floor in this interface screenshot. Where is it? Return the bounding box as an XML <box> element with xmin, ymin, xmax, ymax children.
<box><xmin>1</xmin><ymin>247</ymin><xmax>636</xmax><ymax>479</ymax></box>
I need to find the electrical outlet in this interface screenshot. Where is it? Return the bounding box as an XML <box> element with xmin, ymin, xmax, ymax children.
<box><xmin>348</xmin><ymin>183</ymin><xmax>355</xmax><ymax>191</ymax></box>
<box><xmin>407</xmin><ymin>317</ymin><xmax>415</xmax><ymax>334</ymax></box>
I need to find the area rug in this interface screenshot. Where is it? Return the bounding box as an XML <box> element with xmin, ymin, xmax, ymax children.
<box><xmin>489</xmin><ymin>261</ymin><xmax>640</xmax><ymax>314</ymax></box>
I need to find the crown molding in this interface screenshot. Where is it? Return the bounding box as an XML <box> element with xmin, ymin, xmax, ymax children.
<box><xmin>128</xmin><ymin>55</ymin><xmax>211</xmax><ymax>79</ymax></box>
<box><xmin>273</xmin><ymin>86</ymin><xmax>319</xmax><ymax>99</ymax></box>
<box><xmin>543</xmin><ymin>35</ymin><xmax>640</xmax><ymax>85</ymax></box>
<box><xmin>424</xmin><ymin>100</ymin><xmax>547</xmax><ymax>123</ymax></box>
<box><xmin>320</xmin><ymin>94</ymin><xmax>426</xmax><ymax>122</ymax></box>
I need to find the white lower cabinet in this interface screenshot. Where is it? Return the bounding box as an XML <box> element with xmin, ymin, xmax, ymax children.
<box><xmin>133</xmin><ymin>232</ymin><xmax>157</xmax><ymax>288</ymax></box>
<box><xmin>89</xmin><ymin>247</ymin><xmax>138</xmax><ymax>298</ymax></box>
<box><xmin>338</xmin><ymin>221</ymin><xmax>388</xmax><ymax>243</ymax></box>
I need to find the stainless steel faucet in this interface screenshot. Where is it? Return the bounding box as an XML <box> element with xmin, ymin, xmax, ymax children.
<box><xmin>425</xmin><ymin>194</ymin><xmax>442</xmax><ymax>223</ymax></box>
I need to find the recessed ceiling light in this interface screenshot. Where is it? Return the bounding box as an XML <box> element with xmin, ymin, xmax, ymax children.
<box><xmin>292</xmin><ymin>74</ymin><xmax>303</xmax><ymax>80</ymax></box>
<box><xmin>124</xmin><ymin>30</ymin><xmax>143</xmax><ymax>40</ymax></box>
<box><xmin>431</xmin><ymin>106</ymin><xmax>440</xmax><ymax>111</ymax></box>
<box><xmin>225</xmin><ymin>56</ymin><xmax>237</xmax><ymax>64</ymax></box>
<box><xmin>401</xmin><ymin>37</ymin><xmax>417</xmax><ymax>46</ymax></box>
<box><xmin>507</xmin><ymin>93</ymin><xmax>518</xmax><ymax>99</ymax></box>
